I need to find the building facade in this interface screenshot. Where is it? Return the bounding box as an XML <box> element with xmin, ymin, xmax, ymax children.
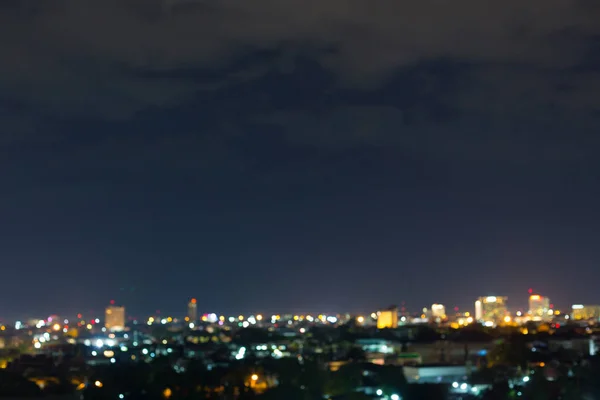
<box><xmin>571</xmin><ymin>304</ymin><xmax>600</xmax><ymax>321</ymax></box>
<box><xmin>105</xmin><ymin>305</ymin><xmax>125</xmax><ymax>332</ymax></box>
<box><xmin>187</xmin><ymin>298</ymin><xmax>198</xmax><ymax>322</ymax></box>
<box><xmin>475</xmin><ymin>296</ymin><xmax>507</xmax><ymax>325</ymax></box>
<box><xmin>377</xmin><ymin>306</ymin><xmax>398</xmax><ymax>329</ymax></box>
<box><xmin>529</xmin><ymin>294</ymin><xmax>551</xmax><ymax>321</ymax></box>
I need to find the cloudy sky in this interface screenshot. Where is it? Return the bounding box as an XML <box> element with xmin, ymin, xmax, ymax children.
<box><xmin>1</xmin><ymin>0</ymin><xmax>599</xmax><ymax>319</ymax></box>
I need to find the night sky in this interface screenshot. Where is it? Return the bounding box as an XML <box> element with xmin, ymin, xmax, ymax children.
<box><xmin>1</xmin><ymin>0</ymin><xmax>600</xmax><ymax>320</ymax></box>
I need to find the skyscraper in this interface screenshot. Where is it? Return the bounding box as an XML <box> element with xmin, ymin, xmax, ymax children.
<box><xmin>187</xmin><ymin>298</ymin><xmax>198</xmax><ymax>322</ymax></box>
<box><xmin>105</xmin><ymin>304</ymin><xmax>125</xmax><ymax>332</ymax></box>
<box><xmin>475</xmin><ymin>296</ymin><xmax>507</xmax><ymax>325</ymax></box>
<box><xmin>528</xmin><ymin>294</ymin><xmax>551</xmax><ymax>321</ymax></box>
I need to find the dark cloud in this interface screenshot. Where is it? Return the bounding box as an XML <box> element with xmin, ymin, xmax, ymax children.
<box><xmin>1</xmin><ymin>0</ymin><xmax>599</xmax><ymax>121</ymax></box>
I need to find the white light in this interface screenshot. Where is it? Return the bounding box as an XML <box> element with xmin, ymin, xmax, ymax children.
<box><xmin>119</xmin><ymin>395</ymin><xmax>124</xmax><ymax>399</ymax></box>
<box><xmin>572</xmin><ymin>304</ymin><xmax>584</xmax><ymax>309</ymax></box>
<box><xmin>95</xmin><ymin>339</ymin><xmax>104</xmax><ymax>348</ymax></box>
<box><xmin>523</xmin><ymin>376</ymin><xmax>530</xmax><ymax>383</ymax></box>
<box><xmin>484</xmin><ymin>321</ymin><xmax>494</xmax><ymax>327</ymax></box>
<box><xmin>106</xmin><ymin>339</ymin><xmax>115</xmax><ymax>347</ymax></box>
<box><xmin>120</xmin><ymin>346</ymin><xmax>128</xmax><ymax>352</ymax></box>
<box><xmin>471</xmin><ymin>387</ymin><xmax>478</xmax><ymax>393</ymax></box>
<box><xmin>142</xmin><ymin>348</ymin><xmax>149</xmax><ymax>355</ymax></box>
<box><xmin>486</xmin><ymin>296</ymin><xmax>497</xmax><ymax>303</ymax></box>
<box><xmin>189</xmin><ymin>323</ymin><xmax>195</xmax><ymax>329</ymax></box>
<box><xmin>15</xmin><ymin>321</ymin><xmax>22</xmax><ymax>330</ymax></box>
<box><xmin>110</xmin><ymin>358</ymin><xmax>116</xmax><ymax>363</ymax></box>
<box><xmin>452</xmin><ymin>382</ymin><xmax>458</xmax><ymax>388</ymax></box>
<box><xmin>34</xmin><ymin>342</ymin><xmax>41</xmax><ymax>349</ymax></box>
<box><xmin>242</xmin><ymin>321</ymin><xmax>249</xmax><ymax>328</ymax></box>
<box><xmin>391</xmin><ymin>395</ymin><xmax>400</xmax><ymax>400</ymax></box>
<box><xmin>91</xmin><ymin>351</ymin><xmax>97</xmax><ymax>356</ymax></box>
<box><xmin>376</xmin><ymin>389</ymin><xmax>383</xmax><ymax>396</ymax></box>
<box><xmin>326</xmin><ymin>316</ymin><xmax>337</xmax><ymax>323</ymax></box>
<box><xmin>95</xmin><ymin>318</ymin><xmax>100</xmax><ymax>324</ymax></box>
<box><xmin>460</xmin><ymin>383</ymin><xmax>468</xmax><ymax>390</ymax></box>
<box><xmin>161</xmin><ymin>319</ymin><xmax>167</xmax><ymax>324</ymax></box>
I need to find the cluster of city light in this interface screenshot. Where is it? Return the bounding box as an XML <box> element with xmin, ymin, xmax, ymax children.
<box><xmin>375</xmin><ymin>389</ymin><xmax>400</xmax><ymax>400</ymax></box>
<box><xmin>451</xmin><ymin>381</ymin><xmax>480</xmax><ymax>395</ymax></box>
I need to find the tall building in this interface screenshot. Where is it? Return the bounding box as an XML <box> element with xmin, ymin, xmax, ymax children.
<box><xmin>187</xmin><ymin>298</ymin><xmax>198</xmax><ymax>322</ymax></box>
<box><xmin>105</xmin><ymin>305</ymin><xmax>125</xmax><ymax>332</ymax></box>
<box><xmin>475</xmin><ymin>296</ymin><xmax>507</xmax><ymax>325</ymax></box>
<box><xmin>528</xmin><ymin>294</ymin><xmax>551</xmax><ymax>321</ymax></box>
<box><xmin>571</xmin><ymin>304</ymin><xmax>600</xmax><ymax>321</ymax></box>
<box><xmin>431</xmin><ymin>304</ymin><xmax>446</xmax><ymax>320</ymax></box>
<box><xmin>377</xmin><ymin>306</ymin><xmax>398</xmax><ymax>329</ymax></box>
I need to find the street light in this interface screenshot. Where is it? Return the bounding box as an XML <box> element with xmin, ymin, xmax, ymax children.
<box><xmin>391</xmin><ymin>394</ymin><xmax>400</xmax><ymax>400</ymax></box>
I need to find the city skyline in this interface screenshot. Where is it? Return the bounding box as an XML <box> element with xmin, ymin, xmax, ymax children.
<box><xmin>2</xmin><ymin>1</ymin><xmax>600</xmax><ymax>319</ymax></box>
<box><xmin>1</xmin><ymin>289</ymin><xmax>595</xmax><ymax>324</ymax></box>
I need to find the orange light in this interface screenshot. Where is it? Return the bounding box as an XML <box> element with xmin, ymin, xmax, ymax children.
<box><xmin>190</xmin><ymin>298</ymin><xmax>197</xmax><ymax>304</ymax></box>
<box><xmin>530</xmin><ymin>295</ymin><xmax>541</xmax><ymax>300</ymax></box>
<box><xmin>540</xmin><ymin>362</ymin><xmax>545</xmax><ymax>367</ymax></box>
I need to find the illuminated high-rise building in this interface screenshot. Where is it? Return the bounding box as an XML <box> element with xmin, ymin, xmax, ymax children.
<box><xmin>528</xmin><ymin>294</ymin><xmax>551</xmax><ymax>321</ymax></box>
<box><xmin>571</xmin><ymin>304</ymin><xmax>600</xmax><ymax>321</ymax></box>
<box><xmin>377</xmin><ymin>306</ymin><xmax>398</xmax><ymax>329</ymax></box>
<box><xmin>431</xmin><ymin>304</ymin><xmax>446</xmax><ymax>320</ymax></box>
<box><xmin>475</xmin><ymin>296</ymin><xmax>507</xmax><ymax>324</ymax></box>
<box><xmin>475</xmin><ymin>300</ymin><xmax>483</xmax><ymax>321</ymax></box>
<box><xmin>187</xmin><ymin>298</ymin><xmax>198</xmax><ymax>322</ymax></box>
<box><xmin>105</xmin><ymin>305</ymin><xmax>125</xmax><ymax>332</ymax></box>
